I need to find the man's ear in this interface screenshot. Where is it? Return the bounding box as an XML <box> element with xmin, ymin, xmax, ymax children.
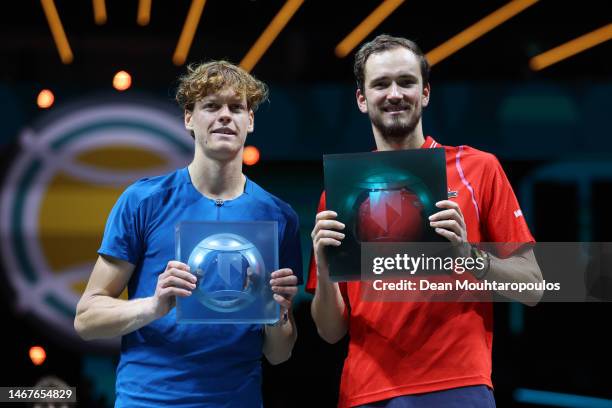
<box><xmin>422</xmin><ymin>82</ymin><xmax>431</xmax><ymax>108</ymax></box>
<box><xmin>247</xmin><ymin>109</ymin><xmax>254</xmax><ymax>133</ymax></box>
<box><xmin>184</xmin><ymin>110</ymin><xmax>193</xmax><ymax>131</ymax></box>
<box><xmin>356</xmin><ymin>88</ymin><xmax>368</xmax><ymax>113</ymax></box>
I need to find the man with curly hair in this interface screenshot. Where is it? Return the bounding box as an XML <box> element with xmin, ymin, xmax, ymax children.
<box><xmin>75</xmin><ymin>60</ymin><xmax>303</xmax><ymax>407</ymax></box>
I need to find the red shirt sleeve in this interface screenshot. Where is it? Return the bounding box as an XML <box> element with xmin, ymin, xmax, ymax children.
<box><xmin>306</xmin><ymin>191</ymin><xmax>326</xmax><ymax>293</ymax></box>
<box><xmin>480</xmin><ymin>155</ymin><xmax>535</xmax><ymax>257</ymax></box>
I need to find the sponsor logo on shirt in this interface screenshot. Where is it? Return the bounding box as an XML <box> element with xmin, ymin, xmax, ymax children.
<box><xmin>514</xmin><ymin>209</ymin><xmax>523</xmax><ymax>218</ymax></box>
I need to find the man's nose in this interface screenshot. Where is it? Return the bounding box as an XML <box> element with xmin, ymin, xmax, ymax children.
<box><xmin>387</xmin><ymin>83</ymin><xmax>402</xmax><ymax>102</ymax></box>
<box><xmin>217</xmin><ymin>105</ymin><xmax>232</xmax><ymax>124</ymax></box>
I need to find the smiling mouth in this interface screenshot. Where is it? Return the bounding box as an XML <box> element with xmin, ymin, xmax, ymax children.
<box><xmin>211</xmin><ymin>128</ymin><xmax>237</xmax><ymax>135</ymax></box>
<box><xmin>383</xmin><ymin>106</ymin><xmax>409</xmax><ymax>113</ymax></box>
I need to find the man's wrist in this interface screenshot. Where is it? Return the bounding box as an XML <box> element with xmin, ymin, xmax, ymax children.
<box><xmin>469</xmin><ymin>245</ymin><xmax>491</xmax><ymax>280</ymax></box>
<box><xmin>145</xmin><ymin>296</ymin><xmax>162</xmax><ymax>319</ymax></box>
<box><xmin>267</xmin><ymin>309</ymin><xmax>289</xmax><ymax>328</ymax></box>
<box><xmin>316</xmin><ymin>265</ymin><xmax>333</xmax><ymax>283</ymax></box>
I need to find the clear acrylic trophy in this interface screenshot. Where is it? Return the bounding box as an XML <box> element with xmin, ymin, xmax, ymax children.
<box><xmin>175</xmin><ymin>221</ymin><xmax>279</xmax><ymax>324</ymax></box>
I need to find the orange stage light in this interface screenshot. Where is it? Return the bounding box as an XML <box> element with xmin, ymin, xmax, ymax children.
<box><xmin>335</xmin><ymin>0</ymin><xmax>405</xmax><ymax>58</ymax></box>
<box><xmin>240</xmin><ymin>0</ymin><xmax>304</xmax><ymax>72</ymax></box>
<box><xmin>173</xmin><ymin>0</ymin><xmax>207</xmax><ymax>66</ymax></box>
<box><xmin>113</xmin><ymin>71</ymin><xmax>132</xmax><ymax>91</ymax></box>
<box><xmin>40</xmin><ymin>0</ymin><xmax>74</xmax><ymax>64</ymax></box>
<box><xmin>29</xmin><ymin>346</ymin><xmax>47</xmax><ymax>366</ymax></box>
<box><xmin>37</xmin><ymin>89</ymin><xmax>55</xmax><ymax>109</ymax></box>
<box><xmin>530</xmin><ymin>23</ymin><xmax>612</xmax><ymax>71</ymax></box>
<box><xmin>137</xmin><ymin>0</ymin><xmax>152</xmax><ymax>26</ymax></box>
<box><xmin>243</xmin><ymin>146</ymin><xmax>260</xmax><ymax>166</ymax></box>
<box><xmin>93</xmin><ymin>0</ymin><xmax>107</xmax><ymax>25</ymax></box>
<box><xmin>426</xmin><ymin>0</ymin><xmax>540</xmax><ymax>66</ymax></box>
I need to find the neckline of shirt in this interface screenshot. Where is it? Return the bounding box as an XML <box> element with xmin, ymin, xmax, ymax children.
<box><xmin>422</xmin><ymin>136</ymin><xmax>440</xmax><ymax>149</ymax></box>
<box><xmin>181</xmin><ymin>167</ymin><xmax>252</xmax><ymax>206</ymax></box>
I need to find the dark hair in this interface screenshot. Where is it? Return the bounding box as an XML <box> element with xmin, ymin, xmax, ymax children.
<box><xmin>353</xmin><ymin>34</ymin><xmax>430</xmax><ymax>91</ymax></box>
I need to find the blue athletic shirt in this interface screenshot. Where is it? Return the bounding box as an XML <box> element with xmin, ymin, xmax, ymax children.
<box><xmin>98</xmin><ymin>167</ymin><xmax>303</xmax><ymax>408</ymax></box>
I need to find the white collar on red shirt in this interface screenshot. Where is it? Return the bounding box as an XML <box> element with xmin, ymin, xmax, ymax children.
<box><xmin>421</xmin><ymin>136</ymin><xmax>440</xmax><ymax>149</ymax></box>
<box><xmin>373</xmin><ymin>136</ymin><xmax>440</xmax><ymax>152</ymax></box>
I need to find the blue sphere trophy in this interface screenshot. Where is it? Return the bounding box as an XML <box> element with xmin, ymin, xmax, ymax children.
<box><xmin>176</xmin><ymin>221</ymin><xmax>279</xmax><ymax>324</ymax></box>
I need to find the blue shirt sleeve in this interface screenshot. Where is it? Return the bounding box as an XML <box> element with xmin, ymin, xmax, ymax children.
<box><xmin>98</xmin><ymin>185</ymin><xmax>144</xmax><ymax>265</ymax></box>
<box><xmin>279</xmin><ymin>208</ymin><xmax>304</xmax><ymax>285</ymax></box>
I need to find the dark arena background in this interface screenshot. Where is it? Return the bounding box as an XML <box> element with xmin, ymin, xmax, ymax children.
<box><xmin>1</xmin><ymin>1</ymin><xmax>611</xmax><ymax>407</ymax></box>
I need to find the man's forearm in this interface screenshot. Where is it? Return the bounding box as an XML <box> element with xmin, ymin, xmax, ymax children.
<box><xmin>311</xmin><ymin>268</ymin><xmax>348</xmax><ymax>344</ymax></box>
<box><xmin>263</xmin><ymin>311</ymin><xmax>297</xmax><ymax>365</ymax></box>
<box><xmin>74</xmin><ymin>295</ymin><xmax>158</xmax><ymax>340</ymax></box>
<box><xmin>484</xmin><ymin>249</ymin><xmax>543</xmax><ymax>305</ymax></box>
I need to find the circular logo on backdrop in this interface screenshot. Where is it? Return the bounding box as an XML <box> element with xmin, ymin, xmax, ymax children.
<box><xmin>0</xmin><ymin>98</ymin><xmax>193</xmax><ymax>349</ymax></box>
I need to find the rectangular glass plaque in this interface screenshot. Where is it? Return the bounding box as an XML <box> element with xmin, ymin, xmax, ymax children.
<box><xmin>324</xmin><ymin>149</ymin><xmax>448</xmax><ymax>282</ymax></box>
<box><xmin>175</xmin><ymin>221</ymin><xmax>279</xmax><ymax>324</ymax></box>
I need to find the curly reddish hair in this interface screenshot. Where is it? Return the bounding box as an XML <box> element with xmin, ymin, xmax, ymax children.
<box><xmin>175</xmin><ymin>60</ymin><xmax>269</xmax><ymax>112</ymax></box>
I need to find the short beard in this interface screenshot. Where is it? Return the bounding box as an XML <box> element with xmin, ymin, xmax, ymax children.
<box><xmin>370</xmin><ymin>108</ymin><xmax>421</xmax><ymax>140</ymax></box>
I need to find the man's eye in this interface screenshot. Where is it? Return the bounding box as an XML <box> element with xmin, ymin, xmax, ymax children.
<box><xmin>374</xmin><ymin>83</ymin><xmax>388</xmax><ymax>89</ymax></box>
<box><xmin>204</xmin><ymin>103</ymin><xmax>219</xmax><ymax>109</ymax></box>
<box><xmin>398</xmin><ymin>80</ymin><xmax>416</xmax><ymax>87</ymax></box>
<box><xmin>231</xmin><ymin>104</ymin><xmax>245</xmax><ymax>111</ymax></box>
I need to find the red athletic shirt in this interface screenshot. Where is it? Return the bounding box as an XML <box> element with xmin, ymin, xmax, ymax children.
<box><xmin>306</xmin><ymin>136</ymin><xmax>535</xmax><ymax>407</ymax></box>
